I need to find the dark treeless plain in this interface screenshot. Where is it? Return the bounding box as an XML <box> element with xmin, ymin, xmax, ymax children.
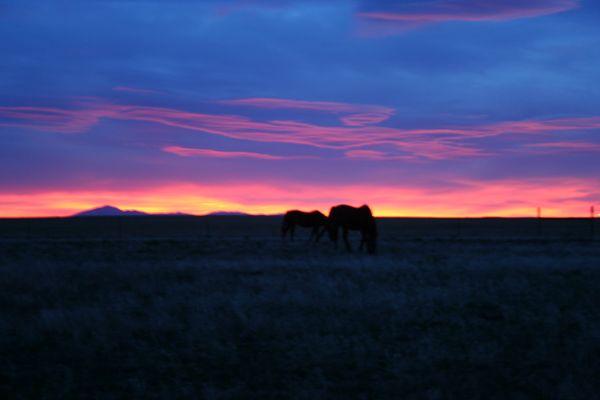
<box><xmin>1</xmin><ymin>216</ymin><xmax>599</xmax><ymax>399</ymax></box>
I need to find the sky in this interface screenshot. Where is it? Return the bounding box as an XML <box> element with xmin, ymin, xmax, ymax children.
<box><xmin>1</xmin><ymin>0</ymin><xmax>600</xmax><ymax>217</ymax></box>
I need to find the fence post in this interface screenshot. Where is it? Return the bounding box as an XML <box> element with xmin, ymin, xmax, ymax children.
<box><xmin>591</xmin><ymin>206</ymin><xmax>596</xmax><ymax>240</ymax></box>
<box><xmin>118</xmin><ymin>217</ymin><xmax>123</xmax><ymax>240</ymax></box>
<box><xmin>537</xmin><ymin>207</ymin><xmax>542</xmax><ymax>237</ymax></box>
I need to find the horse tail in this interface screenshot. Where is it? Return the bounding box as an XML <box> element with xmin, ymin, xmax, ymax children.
<box><xmin>360</xmin><ymin>205</ymin><xmax>377</xmax><ymax>254</ymax></box>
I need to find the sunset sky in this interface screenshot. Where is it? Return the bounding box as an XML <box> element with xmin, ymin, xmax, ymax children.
<box><xmin>1</xmin><ymin>0</ymin><xmax>600</xmax><ymax>217</ymax></box>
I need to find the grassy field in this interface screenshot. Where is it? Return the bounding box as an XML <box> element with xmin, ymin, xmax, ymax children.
<box><xmin>1</xmin><ymin>216</ymin><xmax>600</xmax><ymax>399</ymax></box>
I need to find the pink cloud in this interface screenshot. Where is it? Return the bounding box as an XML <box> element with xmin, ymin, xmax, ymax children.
<box><xmin>340</xmin><ymin>112</ymin><xmax>392</xmax><ymax>126</ymax></box>
<box><xmin>532</xmin><ymin>141</ymin><xmax>600</xmax><ymax>149</ymax></box>
<box><xmin>0</xmin><ymin>106</ymin><xmax>105</xmax><ymax>133</ymax></box>
<box><xmin>344</xmin><ymin>149</ymin><xmax>420</xmax><ymax>161</ymax></box>
<box><xmin>359</xmin><ymin>0</ymin><xmax>578</xmax><ymax>32</ymax></box>
<box><xmin>345</xmin><ymin>149</ymin><xmax>392</xmax><ymax>160</ymax></box>
<box><xmin>163</xmin><ymin>146</ymin><xmax>304</xmax><ymax>160</ymax></box>
<box><xmin>2</xmin><ymin>100</ymin><xmax>600</xmax><ymax>161</ymax></box>
<box><xmin>523</xmin><ymin>141</ymin><xmax>600</xmax><ymax>154</ymax></box>
<box><xmin>484</xmin><ymin>117</ymin><xmax>600</xmax><ymax>135</ymax></box>
<box><xmin>395</xmin><ymin>140</ymin><xmax>491</xmax><ymax>160</ymax></box>
<box><xmin>220</xmin><ymin>97</ymin><xmax>393</xmax><ymax>114</ymax></box>
<box><xmin>220</xmin><ymin>97</ymin><xmax>395</xmax><ymax>126</ymax></box>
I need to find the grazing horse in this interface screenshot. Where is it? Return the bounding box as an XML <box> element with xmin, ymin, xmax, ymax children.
<box><xmin>281</xmin><ymin>210</ymin><xmax>328</xmax><ymax>241</ymax></box>
<box><xmin>326</xmin><ymin>204</ymin><xmax>377</xmax><ymax>254</ymax></box>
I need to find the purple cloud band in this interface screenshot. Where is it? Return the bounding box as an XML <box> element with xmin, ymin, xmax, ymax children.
<box><xmin>2</xmin><ymin>99</ymin><xmax>600</xmax><ymax>160</ymax></box>
<box><xmin>219</xmin><ymin>97</ymin><xmax>395</xmax><ymax>127</ymax></box>
<box><xmin>163</xmin><ymin>146</ymin><xmax>312</xmax><ymax>160</ymax></box>
<box><xmin>358</xmin><ymin>0</ymin><xmax>578</xmax><ymax>32</ymax></box>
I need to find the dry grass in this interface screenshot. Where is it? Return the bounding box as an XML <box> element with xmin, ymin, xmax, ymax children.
<box><xmin>1</xmin><ymin>217</ymin><xmax>599</xmax><ymax>399</ymax></box>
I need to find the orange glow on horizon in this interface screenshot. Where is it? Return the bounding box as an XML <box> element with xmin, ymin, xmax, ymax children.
<box><xmin>0</xmin><ymin>179</ymin><xmax>597</xmax><ymax>218</ymax></box>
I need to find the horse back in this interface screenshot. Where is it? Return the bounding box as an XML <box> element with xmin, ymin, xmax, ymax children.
<box><xmin>283</xmin><ymin>210</ymin><xmax>301</xmax><ymax>223</ymax></box>
<box><xmin>284</xmin><ymin>209</ymin><xmax>326</xmax><ymax>227</ymax></box>
<box><xmin>309</xmin><ymin>210</ymin><xmax>327</xmax><ymax>224</ymax></box>
<box><xmin>329</xmin><ymin>204</ymin><xmax>375</xmax><ymax>231</ymax></box>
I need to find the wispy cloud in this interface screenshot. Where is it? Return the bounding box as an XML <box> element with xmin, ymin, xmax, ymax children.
<box><xmin>358</xmin><ymin>0</ymin><xmax>579</xmax><ymax>32</ymax></box>
<box><xmin>340</xmin><ymin>112</ymin><xmax>392</xmax><ymax>126</ymax></box>
<box><xmin>345</xmin><ymin>149</ymin><xmax>394</xmax><ymax>160</ymax></box>
<box><xmin>344</xmin><ymin>149</ymin><xmax>420</xmax><ymax>161</ymax></box>
<box><xmin>523</xmin><ymin>141</ymin><xmax>600</xmax><ymax>154</ymax></box>
<box><xmin>2</xmin><ymin>100</ymin><xmax>600</xmax><ymax>161</ymax></box>
<box><xmin>220</xmin><ymin>97</ymin><xmax>395</xmax><ymax>126</ymax></box>
<box><xmin>0</xmin><ymin>106</ymin><xmax>103</xmax><ymax>133</ymax></box>
<box><xmin>219</xmin><ymin>97</ymin><xmax>393</xmax><ymax>115</ymax></box>
<box><xmin>163</xmin><ymin>146</ymin><xmax>306</xmax><ymax>160</ymax></box>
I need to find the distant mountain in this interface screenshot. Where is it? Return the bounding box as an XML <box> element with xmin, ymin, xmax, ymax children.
<box><xmin>73</xmin><ymin>205</ymin><xmax>148</xmax><ymax>217</ymax></box>
<box><xmin>160</xmin><ymin>211</ymin><xmax>193</xmax><ymax>217</ymax></box>
<box><xmin>72</xmin><ymin>206</ymin><xmax>273</xmax><ymax>218</ymax></box>
<box><xmin>205</xmin><ymin>211</ymin><xmax>251</xmax><ymax>216</ymax></box>
<box><xmin>205</xmin><ymin>211</ymin><xmax>285</xmax><ymax>217</ymax></box>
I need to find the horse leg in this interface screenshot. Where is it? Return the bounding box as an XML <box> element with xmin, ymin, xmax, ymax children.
<box><xmin>314</xmin><ymin>226</ymin><xmax>323</xmax><ymax>243</ymax></box>
<box><xmin>281</xmin><ymin>223</ymin><xmax>288</xmax><ymax>240</ymax></box>
<box><xmin>307</xmin><ymin>226</ymin><xmax>314</xmax><ymax>243</ymax></box>
<box><xmin>309</xmin><ymin>226</ymin><xmax>318</xmax><ymax>243</ymax></box>
<box><xmin>360</xmin><ymin>229</ymin><xmax>371</xmax><ymax>252</ymax></box>
<box><xmin>315</xmin><ymin>226</ymin><xmax>326</xmax><ymax>243</ymax></box>
<box><xmin>331</xmin><ymin>226</ymin><xmax>338</xmax><ymax>249</ymax></box>
<box><xmin>343</xmin><ymin>226</ymin><xmax>352</xmax><ymax>252</ymax></box>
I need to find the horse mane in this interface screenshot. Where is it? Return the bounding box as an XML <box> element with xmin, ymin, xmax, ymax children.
<box><xmin>359</xmin><ymin>204</ymin><xmax>373</xmax><ymax>216</ymax></box>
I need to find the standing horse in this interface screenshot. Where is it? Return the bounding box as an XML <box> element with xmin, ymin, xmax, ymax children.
<box><xmin>326</xmin><ymin>204</ymin><xmax>377</xmax><ymax>254</ymax></box>
<box><xmin>281</xmin><ymin>210</ymin><xmax>328</xmax><ymax>242</ymax></box>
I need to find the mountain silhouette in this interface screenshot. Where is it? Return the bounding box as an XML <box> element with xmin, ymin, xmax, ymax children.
<box><xmin>73</xmin><ymin>205</ymin><xmax>148</xmax><ymax>217</ymax></box>
<box><xmin>205</xmin><ymin>211</ymin><xmax>252</xmax><ymax>216</ymax></box>
<box><xmin>73</xmin><ymin>206</ymin><xmax>272</xmax><ymax>217</ymax></box>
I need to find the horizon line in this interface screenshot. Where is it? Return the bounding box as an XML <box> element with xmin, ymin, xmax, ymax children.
<box><xmin>0</xmin><ymin>214</ymin><xmax>596</xmax><ymax>220</ymax></box>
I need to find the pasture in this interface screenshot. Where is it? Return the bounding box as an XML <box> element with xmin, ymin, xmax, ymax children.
<box><xmin>1</xmin><ymin>216</ymin><xmax>599</xmax><ymax>399</ymax></box>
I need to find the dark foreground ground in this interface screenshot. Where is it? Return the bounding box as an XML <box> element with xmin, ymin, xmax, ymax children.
<box><xmin>1</xmin><ymin>216</ymin><xmax>599</xmax><ymax>399</ymax></box>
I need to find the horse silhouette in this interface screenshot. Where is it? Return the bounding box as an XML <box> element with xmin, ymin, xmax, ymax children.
<box><xmin>281</xmin><ymin>210</ymin><xmax>328</xmax><ymax>242</ymax></box>
<box><xmin>326</xmin><ymin>204</ymin><xmax>377</xmax><ymax>254</ymax></box>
